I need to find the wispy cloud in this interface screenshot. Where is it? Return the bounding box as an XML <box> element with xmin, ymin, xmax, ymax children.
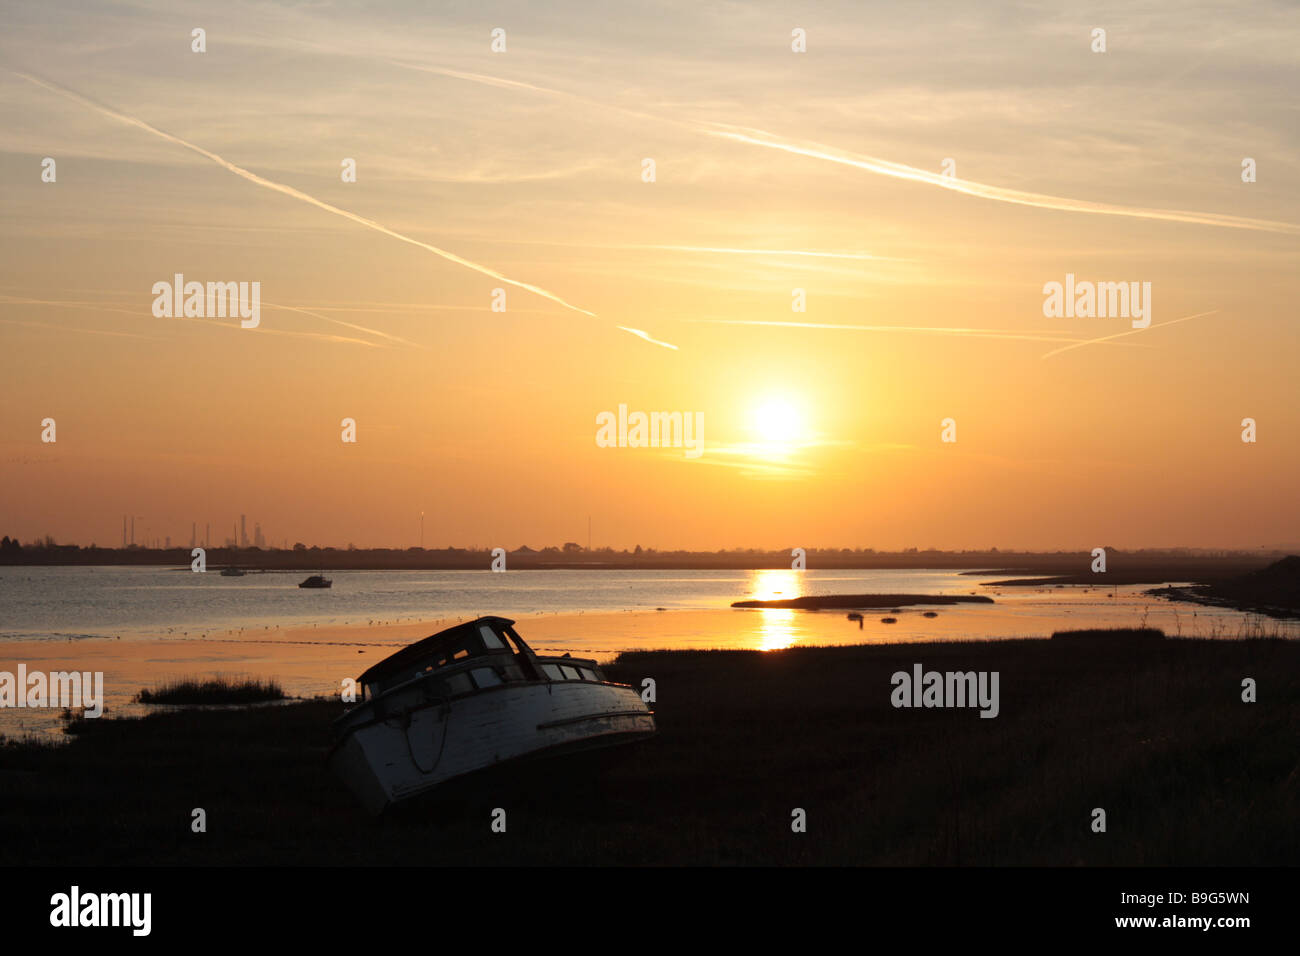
<box><xmin>444</xmin><ymin>237</ymin><xmax>902</xmax><ymax>266</ymax></box>
<box><xmin>1039</xmin><ymin>310</ymin><xmax>1220</xmax><ymax>359</ymax></box>
<box><xmin>0</xmin><ymin>294</ymin><xmax>142</xmax><ymax>318</ymax></box>
<box><xmin>10</xmin><ymin>71</ymin><xmax>628</xmax><ymax>329</ymax></box>
<box><xmin>260</xmin><ymin>302</ymin><xmax>567</xmax><ymax>316</ymax></box>
<box><xmin>632</xmin><ymin>245</ymin><xmax>905</xmax><ymax>262</ymax></box>
<box><xmin>376</xmin><ymin>58</ymin><xmax>1300</xmax><ymax>238</ymax></box>
<box><xmin>212</xmin><ymin>323</ymin><xmax>387</xmax><ymax>349</ymax></box>
<box><xmin>1</xmin><ymin>293</ymin><xmax>390</xmax><ymax>349</ymax></box>
<box><xmin>261</xmin><ymin>302</ymin><xmax>427</xmax><ymax>350</ymax></box>
<box><xmin>687</xmin><ymin>318</ymin><xmax>1156</xmax><ymax>347</ymax></box>
<box><xmin>706</xmin><ymin>125</ymin><xmax>1300</xmax><ymax>237</ymax></box>
<box><xmin>0</xmin><ymin>316</ymin><xmax>160</xmax><ymax>342</ymax></box>
<box><xmin>683</xmin><ymin>450</ymin><xmax>817</xmax><ymax>480</ymax></box>
<box><xmin>386</xmin><ymin>59</ymin><xmax>664</xmax><ymax>127</ymax></box>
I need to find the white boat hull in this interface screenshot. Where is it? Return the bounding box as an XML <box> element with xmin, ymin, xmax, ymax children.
<box><xmin>330</xmin><ymin>680</ymin><xmax>654</xmax><ymax>813</ymax></box>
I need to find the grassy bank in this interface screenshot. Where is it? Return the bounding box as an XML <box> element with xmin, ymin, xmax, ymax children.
<box><xmin>1</xmin><ymin>637</ymin><xmax>1296</xmax><ymax>865</ymax></box>
<box><xmin>136</xmin><ymin>677</ymin><xmax>285</xmax><ymax>705</ymax></box>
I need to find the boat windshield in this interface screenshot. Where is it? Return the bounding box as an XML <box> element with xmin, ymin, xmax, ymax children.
<box><xmin>416</xmin><ymin>623</ymin><xmax>511</xmax><ymax>673</ymax></box>
<box><xmin>477</xmin><ymin>623</ymin><xmax>507</xmax><ymax>650</ymax></box>
<box><xmin>364</xmin><ymin>619</ymin><xmax>532</xmax><ymax>696</ymax></box>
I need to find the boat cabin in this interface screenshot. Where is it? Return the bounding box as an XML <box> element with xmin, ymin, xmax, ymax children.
<box><xmin>356</xmin><ymin>616</ymin><xmax>604</xmax><ymax>701</ymax></box>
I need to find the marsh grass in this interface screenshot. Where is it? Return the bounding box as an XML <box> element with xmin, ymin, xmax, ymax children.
<box><xmin>1049</xmin><ymin>627</ymin><xmax>1166</xmax><ymax>644</ymax></box>
<box><xmin>1</xmin><ymin>638</ymin><xmax>1295</xmax><ymax>865</ymax></box>
<box><xmin>136</xmin><ymin>676</ymin><xmax>285</xmax><ymax>705</ymax></box>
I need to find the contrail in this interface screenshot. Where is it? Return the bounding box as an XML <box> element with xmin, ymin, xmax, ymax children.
<box><xmin>688</xmin><ymin>317</ymin><xmax>1155</xmax><ymax>347</ymax></box>
<box><xmin>454</xmin><ymin>237</ymin><xmax>902</xmax><ymax>261</ymax></box>
<box><xmin>261</xmin><ymin>302</ymin><xmax>566</xmax><ymax>315</ymax></box>
<box><xmin>382</xmin><ymin>59</ymin><xmax>1300</xmax><ymax>237</ymax></box>
<box><xmin>0</xmin><ymin>317</ymin><xmax>161</xmax><ymax>342</ymax></box>
<box><xmin>618</xmin><ymin>326</ymin><xmax>680</xmax><ymax>350</ymax></box>
<box><xmin>390</xmin><ymin>62</ymin><xmax>582</xmax><ymax>100</ymax></box>
<box><xmin>2</xmin><ymin>293</ymin><xmax>391</xmax><ymax>348</ymax></box>
<box><xmin>706</xmin><ymin>126</ymin><xmax>1300</xmax><ymax>236</ymax></box>
<box><xmin>212</xmin><ymin>322</ymin><xmax>386</xmax><ymax>348</ymax></box>
<box><xmin>0</xmin><ymin>294</ymin><xmax>143</xmax><ymax>318</ymax></box>
<box><xmin>388</xmin><ymin>60</ymin><xmax>665</xmax><ymax>126</ymax></box>
<box><xmin>1039</xmin><ymin>309</ymin><xmax>1219</xmax><ymax>359</ymax></box>
<box><xmin>262</xmin><ymin>301</ymin><xmax>427</xmax><ymax>350</ymax></box>
<box><xmin>636</xmin><ymin>244</ymin><xmax>903</xmax><ymax>261</ymax></box>
<box><xmin>12</xmin><ymin>72</ymin><xmax>605</xmax><ymax>322</ymax></box>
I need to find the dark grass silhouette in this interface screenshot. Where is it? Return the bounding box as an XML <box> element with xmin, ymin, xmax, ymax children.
<box><xmin>136</xmin><ymin>676</ymin><xmax>285</xmax><ymax>705</ymax></box>
<box><xmin>1050</xmin><ymin>627</ymin><xmax>1165</xmax><ymax>644</ymax></box>
<box><xmin>0</xmin><ymin>637</ymin><xmax>1295</xmax><ymax>865</ymax></box>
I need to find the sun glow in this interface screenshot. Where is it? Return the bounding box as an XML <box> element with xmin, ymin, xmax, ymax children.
<box><xmin>751</xmin><ymin>398</ymin><xmax>803</xmax><ymax>444</ymax></box>
<box><xmin>750</xmin><ymin>568</ymin><xmax>800</xmax><ymax>602</ymax></box>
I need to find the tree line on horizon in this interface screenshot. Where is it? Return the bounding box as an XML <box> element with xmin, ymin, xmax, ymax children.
<box><xmin>0</xmin><ymin>534</ymin><xmax>1281</xmax><ymax>568</ymax></box>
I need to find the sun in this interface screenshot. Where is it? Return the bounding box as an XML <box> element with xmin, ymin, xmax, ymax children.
<box><xmin>751</xmin><ymin>398</ymin><xmax>803</xmax><ymax>444</ymax></box>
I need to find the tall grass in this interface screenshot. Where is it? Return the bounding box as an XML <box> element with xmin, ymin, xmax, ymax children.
<box><xmin>1049</xmin><ymin>627</ymin><xmax>1165</xmax><ymax>643</ymax></box>
<box><xmin>136</xmin><ymin>676</ymin><xmax>285</xmax><ymax>705</ymax></box>
<box><xmin>3</xmin><ymin>639</ymin><xmax>1295</xmax><ymax>865</ymax></box>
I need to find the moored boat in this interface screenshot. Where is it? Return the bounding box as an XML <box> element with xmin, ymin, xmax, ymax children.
<box><xmin>328</xmin><ymin>615</ymin><xmax>656</xmax><ymax>813</ymax></box>
<box><xmin>298</xmin><ymin>574</ymin><xmax>332</xmax><ymax>588</ymax></box>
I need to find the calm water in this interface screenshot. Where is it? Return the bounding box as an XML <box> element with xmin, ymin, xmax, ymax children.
<box><xmin>2</xmin><ymin>566</ymin><xmax>1292</xmax><ymax>739</ymax></box>
<box><xmin>0</xmin><ymin>566</ymin><xmax>1291</xmax><ymax>643</ymax></box>
<box><xmin>0</xmin><ymin>566</ymin><xmax>990</xmax><ymax>640</ymax></box>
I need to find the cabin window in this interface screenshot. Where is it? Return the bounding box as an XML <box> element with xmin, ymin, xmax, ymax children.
<box><xmin>541</xmin><ymin>664</ymin><xmax>564</xmax><ymax>680</ymax></box>
<box><xmin>579</xmin><ymin>668</ymin><xmax>598</xmax><ymax>682</ymax></box>
<box><xmin>478</xmin><ymin>625</ymin><xmax>505</xmax><ymax>649</ymax></box>
<box><xmin>470</xmin><ymin>667</ymin><xmax>502</xmax><ymax>689</ymax></box>
<box><xmin>445</xmin><ymin>673</ymin><xmax>473</xmax><ymax>696</ymax></box>
<box><xmin>559</xmin><ymin>665</ymin><xmax>581</xmax><ymax>681</ymax></box>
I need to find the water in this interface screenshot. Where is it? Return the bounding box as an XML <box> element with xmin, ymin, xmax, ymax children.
<box><xmin>0</xmin><ymin>565</ymin><xmax>1294</xmax><ymax>644</ymax></box>
<box><xmin>1</xmin><ymin>566</ymin><xmax>1292</xmax><ymax>740</ymax></box>
<box><xmin>0</xmin><ymin>566</ymin><xmax>1004</xmax><ymax>642</ymax></box>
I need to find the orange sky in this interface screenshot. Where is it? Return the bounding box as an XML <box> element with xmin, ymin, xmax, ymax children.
<box><xmin>2</xmin><ymin>2</ymin><xmax>1297</xmax><ymax>550</ymax></box>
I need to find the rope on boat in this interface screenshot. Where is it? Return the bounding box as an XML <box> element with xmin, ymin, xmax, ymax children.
<box><xmin>403</xmin><ymin>692</ymin><xmax>451</xmax><ymax>775</ymax></box>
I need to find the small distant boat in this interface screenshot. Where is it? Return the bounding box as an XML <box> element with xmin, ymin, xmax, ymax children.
<box><xmin>298</xmin><ymin>574</ymin><xmax>332</xmax><ymax>589</ymax></box>
<box><xmin>329</xmin><ymin>616</ymin><xmax>656</xmax><ymax>813</ymax></box>
<box><xmin>220</xmin><ymin>567</ymin><xmax>246</xmax><ymax>577</ymax></box>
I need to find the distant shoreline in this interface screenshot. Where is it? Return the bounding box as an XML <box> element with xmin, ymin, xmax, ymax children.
<box><xmin>0</xmin><ymin>546</ymin><xmax>1286</xmax><ymax>578</ymax></box>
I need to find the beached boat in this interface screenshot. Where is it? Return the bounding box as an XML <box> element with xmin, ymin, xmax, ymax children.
<box><xmin>220</xmin><ymin>567</ymin><xmax>246</xmax><ymax>577</ymax></box>
<box><xmin>328</xmin><ymin>616</ymin><xmax>656</xmax><ymax>813</ymax></box>
<box><xmin>298</xmin><ymin>574</ymin><xmax>332</xmax><ymax>588</ymax></box>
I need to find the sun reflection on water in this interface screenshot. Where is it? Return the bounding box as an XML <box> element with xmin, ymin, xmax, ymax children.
<box><xmin>757</xmin><ymin>609</ymin><xmax>799</xmax><ymax>650</ymax></box>
<box><xmin>749</xmin><ymin>568</ymin><xmax>800</xmax><ymax>602</ymax></box>
<box><xmin>746</xmin><ymin>569</ymin><xmax>804</xmax><ymax>650</ymax></box>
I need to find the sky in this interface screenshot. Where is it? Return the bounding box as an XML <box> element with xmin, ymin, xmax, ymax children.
<box><xmin>1</xmin><ymin>0</ymin><xmax>1297</xmax><ymax>551</ymax></box>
